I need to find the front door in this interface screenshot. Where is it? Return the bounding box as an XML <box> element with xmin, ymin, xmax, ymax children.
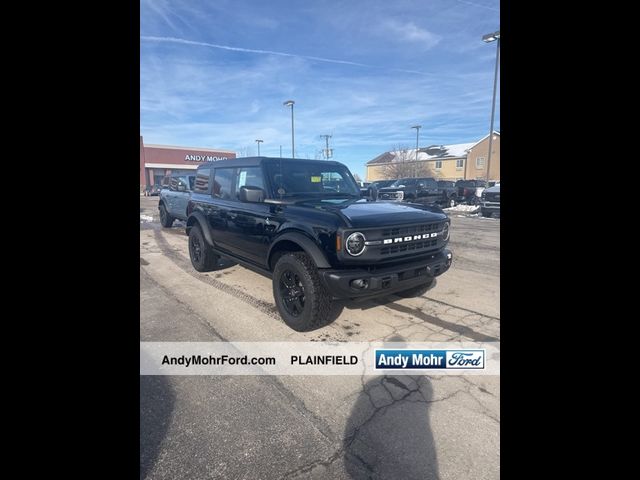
<box><xmin>225</xmin><ymin>166</ymin><xmax>276</xmax><ymax>267</ymax></box>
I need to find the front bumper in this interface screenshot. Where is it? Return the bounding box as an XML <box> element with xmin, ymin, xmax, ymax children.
<box><xmin>319</xmin><ymin>249</ymin><xmax>452</xmax><ymax>299</ymax></box>
<box><xmin>481</xmin><ymin>201</ymin><xmax>500</xmax><ymax>212</ymax></box>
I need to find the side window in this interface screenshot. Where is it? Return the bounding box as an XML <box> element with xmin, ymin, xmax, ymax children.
<box><xmin>424</xmin><ymin>179</ymin><xmax>437</xmax><ymax>188</ymax></box>
<box><xmin>235</xmin><ymin>167</ymin><xmax>266</xmax><ymax>200</ymax></box>
<box><xmin>213</xmin><ymin>168</ymin><xmax>235</xmax><ymax>200</ymax></box>
<box><xmin>194</xmin><ymin>168</ymin><xmax>211</xmax><ymax>193</ymax></box>
<box><xmin>188</xmin><ymin>175</ymin><xmax>195</xmax><ymax>191</ymax></box>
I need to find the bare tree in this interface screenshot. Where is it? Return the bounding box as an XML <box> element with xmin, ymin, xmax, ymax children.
<box><xmin>353</xmin><ymin>173</ymin><xmax>362</xmax><ymax>182</ymax></box>
<box><xmin>382</xmin><ymin>146</ymin><xmax>435</xmax><ymax>179</ymax></box>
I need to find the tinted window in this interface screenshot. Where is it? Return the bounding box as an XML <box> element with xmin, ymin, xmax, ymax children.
<box><xmin>235</xmin><ymin>167</ymin><xmax>266</xmax><ymax>200</ymax></box>
<box><xmin>437</xmin><ymin>181</ymin><xmax>454</xmax><ymax>187</ymax></box>
<box><xmin>194</xmin><ymin>167</ymin><xmax>210</xmax><ymax>193</ymax></box>
<box><xmin>213</xmin><ymin>168</ymin><xmax>235</xmax><ymax>199</ymax></box>
<box><xmin>265</xmin><ymin>161</ymin><xmax>359</xmax><ymax>197</ymax></box>
<box><xmin>188</xmin><ymin>175</ymin><xmax>196</xmax><ymax>190</ymax></box>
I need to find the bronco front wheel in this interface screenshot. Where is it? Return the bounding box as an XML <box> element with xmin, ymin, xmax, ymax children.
<box><xmin>273</xmin><ymin>252</ymin><xmax>334</xmax><ymax>331</ymax></box>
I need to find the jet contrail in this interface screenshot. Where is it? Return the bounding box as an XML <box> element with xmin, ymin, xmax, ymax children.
<box><xmin>140</xmin><ymin>35</ymin><xmax>433</xmax><ymax>76</ymax></box>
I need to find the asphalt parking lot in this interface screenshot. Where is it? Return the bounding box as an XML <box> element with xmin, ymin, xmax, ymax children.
<box><xmin>140</xmin><ymin>195</ymin><xmax>500</xmax><ymax>479</ymax></box>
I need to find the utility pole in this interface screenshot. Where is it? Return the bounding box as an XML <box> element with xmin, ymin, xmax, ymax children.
<box><xmin>255</xmin><ymin>139</ymin><xmax>263</xmax><ymax>156</ymax></box>
<box><xmin>320</xmin><ymin>134</ymin><xmax>332</xmax><ymax>160</ymax></box>
<box><xmin>279</xmin><ymin>145</ymin><xmax>282</xmax><ymax>158</ymax></box>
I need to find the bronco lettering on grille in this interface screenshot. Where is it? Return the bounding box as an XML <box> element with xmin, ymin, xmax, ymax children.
<box><xmin>384</xmin><ymin>232</ymin><xmax>439</xmax><ymax>245</ymax></box>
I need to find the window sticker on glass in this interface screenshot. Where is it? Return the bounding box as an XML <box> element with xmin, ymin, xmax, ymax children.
<box><xmin>239</xmin><ymin>170</ymin><xmax>247</xmax><ymax>186</ymax></box>
<box><xmin>310</xmin><ymin>176</ymin><xmax>322</xmax><ymax>183</ymax></box>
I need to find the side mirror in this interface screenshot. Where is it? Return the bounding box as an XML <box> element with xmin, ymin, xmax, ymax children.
<box><xmin>177</xmin><ymin>184</ymin><xmax>187</xmax><ymax>192</ymax></box>
<box><xmin>239</xmin><ymin>185</ymin><xmax>265</xmax><ymax>203</ymax></box>
<box><xmin>368</xmin><ymin>184</ymin><xmax>378</xmax><ymax>201</ymax></box>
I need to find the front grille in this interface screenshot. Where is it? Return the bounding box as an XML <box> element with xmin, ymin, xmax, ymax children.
<box><xmin>341</xmin><ymin>221</ymin><xmax>447</xmax><ymax>263</ymax></box>
<box><xmin>485</xmin><ymin>192</ymin><xmax>500</xmax><ymax>202</ymax></box>
<box><xmin>380</xmin><ymin>238</ymin><xmax>438</xmax><ymax>255</ymax></box>
<box><xmin>379</xmin><ymin>192</ymin><xmax>402</xmax><ymax>200</ymax></box>
<box><xmin>382</xmin><ymin>222</ymin><xmax>441</xmax><ymax>237</ymax></box>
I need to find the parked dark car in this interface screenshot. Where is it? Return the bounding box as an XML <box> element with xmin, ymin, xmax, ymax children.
<box><xmin>481</xmin><ymin>184</ymin><xmax>500</xmax><ymax>217</ymax></box>
<box><xmin>455</xmin><ymin>179</ymin><xmax>487</xmax><ymax>204</ymax></box>
<box><xmin>158</xmin><ymin>173</ymin><xmax>196</xmax><ymax>227</ymax></box>
<box><xmin>377</xmin><ymin>177</ymin><xmax>453</xmax><ymax>206</ymax></box>
<box><xmin>437</xmin><ymin>180</ymin><xmax>459</xmax><ymax>208</ymax></box>
<box><xmin>185</xmin><ymin>157</ymin><xmax>452</xmax><ymax>331</ymax></box>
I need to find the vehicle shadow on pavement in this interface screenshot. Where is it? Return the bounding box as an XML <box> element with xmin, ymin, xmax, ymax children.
<box><xmin>343</xmin><ymin>336</ymin><xmax>439</xmax><ymax>479</ymax></box>
<box><xmin>140</xmin><ymin>362</ymin><xmax>175</xmax><ymax>479</ymax></box>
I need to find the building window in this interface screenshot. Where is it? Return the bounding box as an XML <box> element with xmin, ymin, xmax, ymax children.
<box><xmin>456</xmin><ymin>159</ymin><xmax>464</xmax><ymax>169</ymax></box>
<box><xmin>476</xmin><ymin>156</ymin><xmax>486</xmax><ymax>169</ymax></box>
<box><xmin>435</xmin><ymin>160</ymin><xmax>443</xmax><ymax>170</ymax></box>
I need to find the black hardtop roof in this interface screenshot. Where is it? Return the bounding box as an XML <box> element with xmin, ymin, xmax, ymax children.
<box><xmin>196</xmin><ymin>156</ymin><xmax>348</xmax><ymax>170</ymax></box>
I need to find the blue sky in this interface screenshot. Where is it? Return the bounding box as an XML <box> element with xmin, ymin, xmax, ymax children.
<box><xmin>140</xmin><ymin>0</ymin><xmax>500</xmax><ymax>179</ymax></box>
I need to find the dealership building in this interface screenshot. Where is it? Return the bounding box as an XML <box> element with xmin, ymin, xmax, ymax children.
<box><xmin>139</xmin><ymin>136</ymin><xmax>236</xmax><ymax>191</ymax></box>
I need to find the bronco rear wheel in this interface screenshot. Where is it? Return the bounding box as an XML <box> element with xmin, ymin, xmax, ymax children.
<box><xmin>188</xmin><ymin>224</ymin><xmax>218</xmax><ymax>272</ymax></box>
<box><xmin>273</xmin><ymin>252</ymin><xmax>334</xmax><ymax>331</ymax></box>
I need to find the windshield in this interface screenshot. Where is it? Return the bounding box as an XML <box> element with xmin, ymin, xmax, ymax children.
<box><xmin>265</xmin><ymin>161</ymin><xmax>360</xmax><ymax>197</ymax></box>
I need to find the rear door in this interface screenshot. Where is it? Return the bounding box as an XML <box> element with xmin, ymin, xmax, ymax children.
<box><xmin>205</xmin><ymin>167</ymin><xmax>237</xmax><ymax>255</ymax></box>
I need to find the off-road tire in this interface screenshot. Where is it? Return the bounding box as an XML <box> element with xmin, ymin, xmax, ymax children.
<box><xmin>188</xmin><ymin>224</ymin><xmax>218</xmax><ymax>272</ymax></box>
<box><xmin>159</xmin><ymin>203</ymin><xmax>174</xmax><ymax>228</ymax></box>
<box><xmin>481</xmin><ymin>209</ymin><xmax>493</xmax><ymax>218</ymax></box>
<box><xmin>273</xmin><ymin>252</ymin><xmax>334</xmax><ymax>331</ymax></box>
<box><xmin>395</xmin><ymin>278</ymin><xmax>435</xmax><ymax>298</ymax></box>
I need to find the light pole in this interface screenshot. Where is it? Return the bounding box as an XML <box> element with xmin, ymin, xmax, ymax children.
<box><xmin>411</xmin><ymin>125</ymin><xmax>421</xmax><ymax>177</ymax></box>
<box><xmin>255</xmin><ymin>139</ymin><xmax>263</xmax><ymax>156</ymax></box>
<box><xmin>320</xmin><ymin>134</ymin><xmax>332</xmax><ymax>159</ymax></box>
<box><xmin>283</xmin><ymin>100</ymin><xmax>295</xmax><ymax>158</ymax></box>
<box><xmin>482</xmin><ymin>30</ymin><xmax>500</xmax><ymax>185</ymax></box>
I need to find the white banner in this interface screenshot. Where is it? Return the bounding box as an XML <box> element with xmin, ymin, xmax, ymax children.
<box><xmin>140</xmin><ymin>342</ymin><xmax>500</xmax><ymax>376</ymax></box>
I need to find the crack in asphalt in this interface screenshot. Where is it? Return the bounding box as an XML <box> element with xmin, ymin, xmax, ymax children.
<box><xmin>378</xmin><ymin>301</ymin><xmax>500</xmax><ymax>342</ymax></box>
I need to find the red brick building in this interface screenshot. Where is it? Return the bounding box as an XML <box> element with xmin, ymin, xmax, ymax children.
<box><xmin>139</xmin><ymin>136</ymin><xmax>236</xmax><ymax>191</ymax></box>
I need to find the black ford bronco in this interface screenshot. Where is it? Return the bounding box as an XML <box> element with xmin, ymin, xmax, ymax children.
<box><xmin>185</xmin><ymin>157</ymin><xmax>452</xmax><ymax>331</ymax></box>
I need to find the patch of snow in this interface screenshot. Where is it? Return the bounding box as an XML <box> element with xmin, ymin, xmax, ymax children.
<box><xmin>444</xmin><ymin>204</ymin><xmax>480</xmax><ymax>212</ymax></box>
<box><xmin>140</xmin><ymin>214</ymin><xmax>154</xmax><ymax>222</ymax></box>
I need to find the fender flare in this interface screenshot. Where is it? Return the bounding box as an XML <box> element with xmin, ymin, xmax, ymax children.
<box><xmin>186</xmin><ymin>211</ymin><xmax>215</xmax><ymax>247</ymax></box>
<box><xmin>268</xmin><ymin>231</ymin><xmax>331</xmax><ymax>269</ymax></box>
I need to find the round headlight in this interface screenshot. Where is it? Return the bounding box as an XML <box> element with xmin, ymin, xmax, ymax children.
<box><xmin>346</xmin><ymin>232</ymin><xmax>366</xmax><ymax>256</ymax></box>
<box><xmin>442</xmin><ymin>223</ymin><xmax>450</xmax><ymax>242</ymax></box>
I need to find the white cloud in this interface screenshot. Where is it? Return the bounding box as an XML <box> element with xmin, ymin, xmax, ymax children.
<box><xmin>382</xmin><ymin>20</ymin><xmax>442</xmax><ymax>49</ymax></box>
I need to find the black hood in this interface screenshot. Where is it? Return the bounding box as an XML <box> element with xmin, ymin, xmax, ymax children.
<box><xmin>314</xmin><ymin>199</ymin><xmax>447</xmax><ymax>228</ymax></box>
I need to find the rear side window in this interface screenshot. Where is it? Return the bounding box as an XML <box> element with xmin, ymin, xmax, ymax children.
<box><xmin>423</xmin><ymin>178</ymin><xmax>437</xmax><ymax>188</ymax></box>
<box><xmin>193</xmin><ymin>167</ymin><xmax>211</xmax><ymax>193</ymax></box>
<box><xmin>213</xmin><ymin>168</ymin><xmax>235</xmax><ymax>200</ymax></box>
